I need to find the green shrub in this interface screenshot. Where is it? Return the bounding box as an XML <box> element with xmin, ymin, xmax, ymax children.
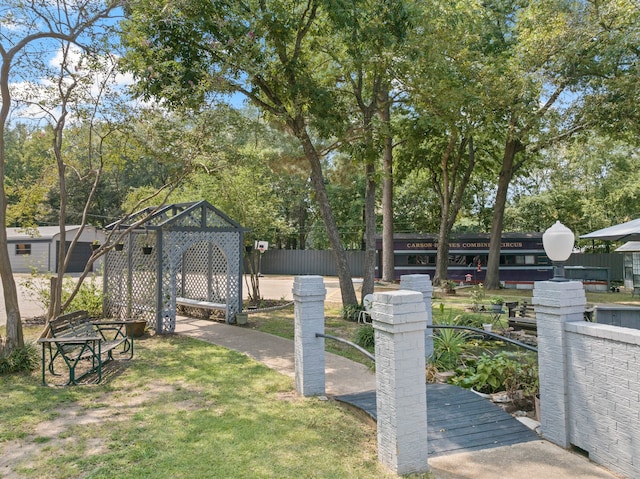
<box><xmin>455</xmin><ymin>351</ymin><xmax>535</xmax><ymax>396</ymax></box>
<box><xmin>67</xmin><ymin>277</ymin><xmax>103</xmax><ymax>317</ymax></box>
<box><xmin>341</xmin><ymin>303</ymin><xmax>362</xmax><ymax>322</ymax></box>
<box><xmin>455</xmin><ymin>313</ymin><xmax>484</xmax><ymax>329</ymax></box>
<box><xmin>354</xmin><ymin>324</ymin><xmax>375</xmax><ymax>351</ymax></box>
<box><xmin>0</xmin><ymin>343</ymin><xmax>39</xmax><ymax>375</ymax></box>
<box><xmin>21</xmin><ymin>270</ymin><xmax>104</xmax><ymax>318</ymax></box>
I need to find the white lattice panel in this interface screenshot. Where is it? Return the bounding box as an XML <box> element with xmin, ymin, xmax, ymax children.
<box><xmin>103</xmin><ymin>201</ymin><xmax>243</xmax><ymax>334</ymax></box>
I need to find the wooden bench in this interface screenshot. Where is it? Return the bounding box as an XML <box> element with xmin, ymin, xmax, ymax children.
<box><xmin>176</xmin><ymin>297</ymin><xmax>228</xmax><ymax>320</ymax></box>
<box><xmin>506</xmin><ymin>301</ymin><xmax>537</xmax><ymax>332</ymax></box>
<box><xmin>506</xmin><ymin>301</ymin><xmax>595</xmax><ymax>332</ymax></box>
<box><xmin>38</xmin><ymin>310</ymin><xmax>135</xmax><ymax>385</ymax></box>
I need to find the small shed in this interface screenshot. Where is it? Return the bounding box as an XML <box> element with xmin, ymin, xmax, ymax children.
<box><xmin>615</xmin><ymin>242</ymin><xmax>640</xmax><ymax>295</ymax></box>
<box><xmin>103</xmin><ymin>201</ymin><xmax>246</xmax><ymax>332</ymax></box>
<box><xmin>7</xmin><ymin>225</ymin><xmax>104</xmax><ymax>273</ymax></box>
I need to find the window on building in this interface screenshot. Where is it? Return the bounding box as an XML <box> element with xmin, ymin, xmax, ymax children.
<box><xmin>408</xmin><ymin>254</ymin><xmax>434</xmax><ymax>265</ymax></box>
<box><xmin>15</xmin><ymin>243</ymin><xmax>31</xmax><ymax>255</ymax></box>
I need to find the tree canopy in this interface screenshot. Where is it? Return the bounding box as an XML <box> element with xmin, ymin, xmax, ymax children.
<box><xmin>2</xmin><ymin>0</ymin><xmax>640</xmax><ymax>351</ymax></box>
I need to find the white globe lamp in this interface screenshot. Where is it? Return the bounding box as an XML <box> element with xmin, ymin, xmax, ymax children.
<box><xmin>542</xmin><ymin>221</ymin><xmax>575</xmax><ymax>282</ymax></box>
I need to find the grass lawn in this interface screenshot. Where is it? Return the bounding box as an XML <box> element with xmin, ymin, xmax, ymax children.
<box><xmin>2</xmin><ymin>284</ymin><xmax>637</xmax><ymax>478</ymax></box>
<box><xmin>248</xmin><ymin>305</ymin><xmax>375</xmax><ymax>368</ymax></box>
<box><xmin>1</xmin><ymin>325</ymin><xmax>433</xmax><ymax>479</ymax></box>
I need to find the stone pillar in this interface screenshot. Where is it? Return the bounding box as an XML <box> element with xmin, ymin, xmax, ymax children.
<box><xmin>373</xmin><ymin>290</ymin><xmax>429</xmax><ymax>475</ymax></box>
<box><xmin>293</xmin><ymin>275</ymin><xmax>327</xmax><ymax>397</ymax></box>
<box><xmin>400</xmin><ymin>274</ymin><xmax>434</xmax><ymax>358</ymax></box>
<box><xmin>533</xmin><ymin>280</ymin><xmax>586</xmax><ymax>448</ymax></box>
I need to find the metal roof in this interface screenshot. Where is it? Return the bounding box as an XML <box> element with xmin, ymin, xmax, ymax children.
<box><xmin>615</xmin><ymin>241</ymin><xmax>640</xmax><ymax>253</ymax></box>
<box><xmin>6</xmin><ymin>225</ymin><xmax>87</xmax><ymax>241</ymax></box>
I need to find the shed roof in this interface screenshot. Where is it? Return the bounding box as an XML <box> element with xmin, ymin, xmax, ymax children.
<box><xmin>6</xmin><ymin>225</ymin><xmax>87</xmax><ymax>241</ymax></box>
<box><xmin>615</xmin><ymin>242</ymin><xmax>640</xmax><ymax>253</ymax></box>
<box><xmin>107</xmin><ymin>200</ymin><xmax>246</xmax><ymax>232</ymax></box>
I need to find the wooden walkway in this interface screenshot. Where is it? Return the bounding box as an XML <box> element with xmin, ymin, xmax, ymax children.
<box><xmin>336</xmin><ymin>383</ymin><xmax>539</xmax><ymax>457</ymax></box>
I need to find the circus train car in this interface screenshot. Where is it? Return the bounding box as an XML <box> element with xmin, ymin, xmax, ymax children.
<box><xmin>377</xmin><ymin>232</ymin><xmax>553</xmax><ymax>289</ymax></box>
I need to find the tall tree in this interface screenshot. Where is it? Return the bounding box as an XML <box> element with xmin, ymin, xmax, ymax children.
<box><xmin>481</xmin><ymin>0</ymin><xmax>609</xmax><ymax>289</ymax></box>
<box><xmin>323</xmin><ymin>0</ymin><xmax>411</xmax><ymax>297</ymax></box>
<box><xmin>395</xmin><ymin>0</ymin><xmax>486</xmax><ymax>284</ymax></box>
<box><xmin>0</xmin><ymin>0</ymin><xmax>118</xmax><ymax>355</ymax></box>
<box><xmin>121</xmin><ymin>0</ymin><xmax>365</xmax><ymax>304</ymax></box>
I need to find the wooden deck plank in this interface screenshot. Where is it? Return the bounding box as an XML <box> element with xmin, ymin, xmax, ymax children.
<box><xmin>336</xmin><ymin>383</ymin><xmax>539</xmax><ymax>457</ymax></box>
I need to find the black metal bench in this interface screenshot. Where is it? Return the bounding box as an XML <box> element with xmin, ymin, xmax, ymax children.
<box><xmin>38</xmin><ymin>310</ymin><xmax>135</xmax><ymax>385</ymax></box>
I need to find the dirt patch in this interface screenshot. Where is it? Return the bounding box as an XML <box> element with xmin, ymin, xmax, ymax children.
<box><xmin>0</xmin><ymin>381</ymin><xmax>198</xmax><ymax>478</ymax></box>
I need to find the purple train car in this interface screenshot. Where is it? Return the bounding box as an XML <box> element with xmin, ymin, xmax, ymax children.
<box><xmin>376</xmin><ymin>232</ymin><xmax>553</xmax><ymax>288</ymax></box>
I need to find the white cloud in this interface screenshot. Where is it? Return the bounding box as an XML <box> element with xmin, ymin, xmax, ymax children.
<box><xmin>9</xmin><ymin>44</ymin><xmax>138</xmax><ymax>125</ymax></box>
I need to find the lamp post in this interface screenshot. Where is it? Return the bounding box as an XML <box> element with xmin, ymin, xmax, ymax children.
<box><xmin>542</xmin><ymin>221</ymin><xmax>575</xmax><ymax>282</ymax></box>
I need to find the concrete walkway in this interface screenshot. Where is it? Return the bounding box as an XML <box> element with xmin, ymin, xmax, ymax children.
<box><xmin>175</xmin><ymin>316</ymin><xmax>376</xmax><ymax>396</ymax></box>
<box><xmin>175</xmin><ymin>316</ymin><xmax>623</xmax><ymax>479</ymax></box>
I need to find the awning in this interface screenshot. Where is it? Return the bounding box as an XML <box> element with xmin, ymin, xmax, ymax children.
<box><xmin>580</xmin><ymin>218</ymin><xmax>640</xmax><ymax>242</ymax></box>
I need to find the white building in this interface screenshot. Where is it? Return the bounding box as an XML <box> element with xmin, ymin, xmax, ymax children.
<box><xmin>6</xmin><ymin>225</ymin><xmax>105</xmax><ymax>274</ymax></box>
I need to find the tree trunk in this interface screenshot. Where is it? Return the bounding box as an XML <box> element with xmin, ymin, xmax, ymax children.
<box><xmin>244</xmin><ymin>250</ymin><xmax>261</xmax><ymax>302</ymax></box>
<box><xmin>433</xmin><ymin>214</ymin><xmax>451</xmax><ymax>285</ymax></box>
<box><xmin>380</xmin><ymin>89</ymin><xmax>395</xmax><ymax>283</ymax></box>
<box><xmin>0</xmin><ymin>58</ymin><xmax>24</xmax><ymax>354</ymax></box>
<box><xmin>433</xmin><ymin>135</ymin><xmax>476</xmax><ymax>285</ymax></box>
<box><xmin>362</xmin><ymin>159</ymin><xmax>376</xmax><ymax>301</ymax></box>
<box><xmin>0</xmin><ymin>229</ymin><xmax>23</xmax><ymax>352</ymax></box>
<box><xmin>51</xmin><ymin>107</ymin><xmax>69</xmax><ymax>319</ymax></box>
<box><xmin>484</xmin><ymin>137</ymin><xmax>523</xmax><ymax>290</ymax></box>
<box><xmin>296</xmin><ymin>126</ymin><xmax>357</xmax><ymax>305</ymax></box>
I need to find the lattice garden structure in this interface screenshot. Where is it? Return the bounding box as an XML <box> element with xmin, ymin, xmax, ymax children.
<box><xmin>103</xmin><ymin>201</ymin><xmax>246</xmax><ymax>332</ymax></box>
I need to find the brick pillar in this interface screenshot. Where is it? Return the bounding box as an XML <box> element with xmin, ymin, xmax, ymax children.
<box><xmin>400</xmin><ymin>274</ymin><xmax>434</xmax><ymax>358</ymax></box>
<box><xmin>533</xmin><ymin>280</ymin><xmax>586</xmax><ymax>447</ymax></box>
<box><xmin>373</xmin><ymin>290</ymin><xmax>429</xmax><ymax>475</ymax></box>
<box><xmin>293</xmin><ymin>275</ymin><xmax>327</xmax><ymax>397</ymax></box>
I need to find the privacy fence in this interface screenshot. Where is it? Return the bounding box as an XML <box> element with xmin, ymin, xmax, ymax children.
<box><xmin>257</xmin><ymin>250</ymin><xmax>624</xmax><ymax>281</ymax></box>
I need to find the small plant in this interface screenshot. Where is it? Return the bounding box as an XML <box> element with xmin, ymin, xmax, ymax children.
<box><xmin>432</xmin><ymin>327</ymin><xmax>468</xmax><ymax>371</ymax></box>
<box><xmin>354</xmin><ymin>324</ymin><xmax>375</xmax><ymax>351</ymax></box>
<box><xmin>0</xmin><ymin>343</ymin><xmax>38</xmax><ymax>374</ymax></box>
<box><xmin>489</xmin><ymin>296</ymin><xmax>504</xmax><ymax>305</ymax></box>
<box><xmin>510</xmin><ymin>353</ymin><xmax>539</xmax><ymax>399</ymax></box>
<box><xmin>341</xmin><ymin>303</ymin><xmax>361</xmax><ymax>322</ymax></box>
<box><xmin>470</xmin><ymin>283</ymin><xmax>485</xmax><ymax>312</ymax></box>
<box><xmin>442</xmin><ymin>280</ymin><xmax>457</xmax><ymax>294</ymax></box>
